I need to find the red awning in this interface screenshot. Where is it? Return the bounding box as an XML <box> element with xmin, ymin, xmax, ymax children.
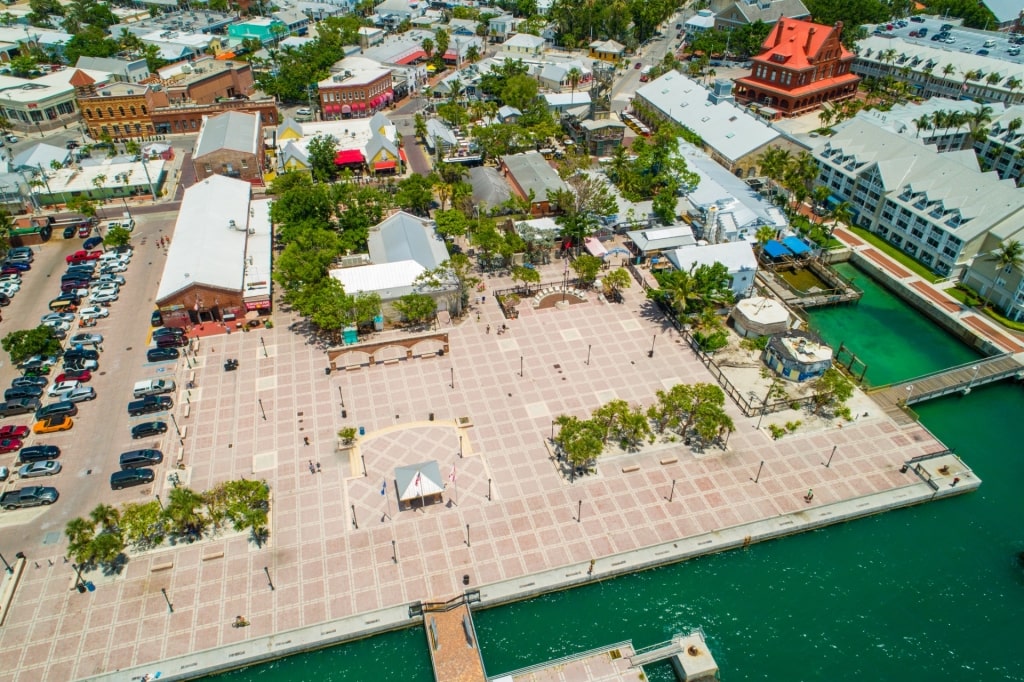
<box><xmin>384</xmin><ymin>91</ymin><xmax>394</xmax><ymax>102</ymax></box>
<box><xmin>335</xmin><ymin>149</ymin><xmax>365</xmax><ymax>165</ymax></box>
<box><xmin>355</xmin><ymin>102</ymin><xmax>365</xmax><ymax>111</ymax></box>
<box><xmin>399</xmin><ymin>148</ymin><xmax>407</xmax><ymax>162</ymax></box>
<box><xmin>395</xmin><ymin>49</ymin><xmax>427</xmax><ymax>65</ymax></box>
<box><xmin>374</xmin><ymin>160</ymin><xmax>397</xmax><ymax>171</ymax></box>
<box><xmin>370</xmin><ymin>96</ymin><xmax>380</xmax><ymax>107</ymax></box>
<box><xmin>341</xmin><ymin>104</ymin><xmax>351</xmax><ymax>114</ymax></box>
<box><xmin>444</xmin><ymin>49</ymin><xmax>457</xmax><ymax>60</ymax></box>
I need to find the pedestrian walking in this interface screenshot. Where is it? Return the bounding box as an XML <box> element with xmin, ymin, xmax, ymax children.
<box><xmin>308</xmin><ymin>460</ymin><xmax>315</xmax><ymax>475</ymax></box>
<box><xmin>804</xmin><ymin>488</ymin><xmax>814</xmax><ymax>502</ymax></box>
<box><xmin>303</xmin><ymin>436</ymin><xmax>310</xmax><ymax>446</ymax></box>
<box><xmin>486</xmin><ymin>324</ymin><xmax>490</xmax><ymax>334</ymax></box>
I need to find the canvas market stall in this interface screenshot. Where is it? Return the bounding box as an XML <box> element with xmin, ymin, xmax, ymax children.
<box><xmin>395</xmin><ymin>461</ymin><xmax>444</xmax><ymax>510</ymax></box>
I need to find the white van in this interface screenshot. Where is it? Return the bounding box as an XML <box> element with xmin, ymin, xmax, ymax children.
<box><xmin>984</xmin><ymin>39</ymin><xmax>996</xmax><ymax>48</ymax></box>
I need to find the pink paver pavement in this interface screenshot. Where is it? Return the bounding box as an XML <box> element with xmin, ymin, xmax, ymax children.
<box><xmin>0</xmin><ymin>267</ymin><xmax>951</xmax><ymax>681</ymax></box>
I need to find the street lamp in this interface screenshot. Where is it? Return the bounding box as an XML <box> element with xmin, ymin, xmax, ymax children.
<box><xmin>965</xmin><ymin>364</ymin><xmax>980</xmax><ymax>394</ymax></box>
<box><xmin>905</xmin><ymin>384</ymin><xmax>914</xmax><ymax>405</ymax></box>
<box><xmin>0</xmin><ymin>551</ymin><xmax>12</xmax><ymax>574</ymax></box>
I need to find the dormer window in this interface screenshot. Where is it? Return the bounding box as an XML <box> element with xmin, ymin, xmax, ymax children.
<box><xmin>771</xmin><ymin>53</ymin><xmax>788</xmax><ymax>64</ymax></box>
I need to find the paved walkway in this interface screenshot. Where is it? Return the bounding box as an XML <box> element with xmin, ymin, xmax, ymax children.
<box><xmin>0</xmin><ymin>263</ymin><xmax>961</xmax><ymax>681</ymax></box>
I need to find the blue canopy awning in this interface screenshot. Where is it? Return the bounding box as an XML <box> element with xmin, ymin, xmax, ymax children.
<box><xmin>782</xmin><ymin>236</ymin><xmax>810</xmax><ymax>255</ymax></box>
<box><xmin>763</xmin><ymin>240</ymin><xmax>790</xmax><ymax>259</ymax></box>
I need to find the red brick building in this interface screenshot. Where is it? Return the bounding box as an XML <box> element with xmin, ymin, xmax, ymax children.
<box><xmin>733</xmin><ymin>18</ymin><xmax>860</xmax><ymax>119</ymax></box>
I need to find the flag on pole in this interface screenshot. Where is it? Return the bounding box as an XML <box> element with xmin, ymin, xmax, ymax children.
<box><xmin>380</xmin><ymin>479</ymin><xmax>387</xmax><ymax>496</ymax></box>
<box><xmin>449</xmin><ymin>465</ymin><xmax>456</xmax><ymax>483</ymax></box>
<box><xmin>414</xmin><ymin>472</ymin><xmax>421</xmax><ymax>489</ymax></box>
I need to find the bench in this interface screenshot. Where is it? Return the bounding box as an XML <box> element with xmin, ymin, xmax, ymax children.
<box><xmin>151</xmin><ymin>561</ymin><xmax>173</xmax><ymax>572</ymax></box>
<box><xmin>621</xmin><ymin>464</ymin><xmax>640</xmax><ymax>473</ymax></box>
<box><xmin>176</xmin><ymin>446</ymin><xmax>184</xmax><ymax>464</ymax></box>
<box><xmin>182</xmin><ymin>404</ymin><xmax>191</xmax><ymax>418</ymax></box>
<box><xmin>660</xmin><ymin>457</ymin><xmax>678</xmax><ymax>465</ymax></box>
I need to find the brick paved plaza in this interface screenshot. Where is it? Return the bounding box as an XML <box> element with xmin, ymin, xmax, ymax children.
<box><xmin>0</xmin><ymin>265</ymin><xmax>950</xmax><ymax>681</ymax></box>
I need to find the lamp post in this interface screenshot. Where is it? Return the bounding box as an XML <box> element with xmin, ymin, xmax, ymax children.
<box><xmin>648</xmin><ymin>334</ymin><xmax>656</xmax><ymax>358</ymax></box>
<box><xmin>170</xmin><ymin>413</ymin><xmax>181</xmax><ymax>436</ymax></box>
<box><xmin>966</xmin><ymin>364</ymin><xmax>980</xmax><ymax>394</ymax></box>
<box><xmin>0</xmin><ymin>551</ymin><xmax>11</xmax><ymax>574</ymax></box>
<box><xmin>161</xmin><ymin>587</ymin><xmax>173</xmax><ymax>613</ymax></box>
<box><xmin>258</xmin><ymin>398</ymin><xmax>266</xmax><ymax>420</ymax></box>
<box><xmin>905</xmin><ymin>384</ymin><xmax>914</xmax><ymax>406</ymax></box>
<box><xmin>71</xmin><ymin>563</ymin><xmax>85</xmax><ymax>591</ymax></box>
<box><xmin>264</xmin><ymin>566</ymin><xmax>275</xmax><ymax>591</ymax></box>
<box><xmin>260</xmin><ymin>336</ymin><xmax>268</xmax><ymax>358</ymax></box>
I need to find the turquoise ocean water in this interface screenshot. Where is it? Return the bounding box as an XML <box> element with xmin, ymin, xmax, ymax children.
<box><xmin>215</xmin><ymin>263</ymin><xmax>1024</xmax><ymax>681</ymax></box>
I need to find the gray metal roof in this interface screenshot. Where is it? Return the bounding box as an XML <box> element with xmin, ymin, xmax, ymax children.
<box><xmin>469</xmin><ymin>166</ymin><xmax>511</xmax><ymax>208</ymax></box>
<box><xmin>983</xmin><ymin>0</ymin><xmax>1021</xmax><ymax>23</ymax></box>
<box><xmin>500</xmin><ymin>151</ymin><xmax>567</xmax><ymax>204</ymax></box>
<box><xmin>194</xmin><ymin>111</ymin><xmax>261</xmax><ymax>158</ymax></box>
<box><xmin>367</xmin><ymin>211</ymin><xmax>449</xmax><ymax>270</ymax></box>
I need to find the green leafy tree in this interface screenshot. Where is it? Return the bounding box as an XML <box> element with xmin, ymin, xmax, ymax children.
<box><xmin>811</xmin><ymin>367</ymin><xmax>854</xmax><ymax>416</ymax></box>
<box><xmin>119</xmin><ymin>501</ymin><xmax>165</xmax><ymax>550</ymax></box>
<box><xmin>206</xmin><ymin>479</ymin><xmax>271</xmax><ymax>547</ymax></box>
<box><xmin>9</xmin><ymin>55</ymin><xmax>38</xmax><ymax>78</ymax></box>
<box><xmin>273</xmin><ymin>228</ymin><xmax>342</xmax><ymax>306</ymax></box>
<box><xmin>434</xmin><ymin>209</ymin><xmax>469</xmax><ymax>240</ymax></box>
<box><xmin>394</xmin><ymin>173</ymin><xmax>435</xmax><ymax>216</ymax></box>
<box><xmin>570</xmin><ymin>254</ymin><xmax>603</xmax><ymax>288</ymax></box>
<box><xmin>603</xmin><ymin>267</ymin><xmax>631</xmax><ymax>298</ymax></box>
<box><xmin>417</xmin><ymin>253</ymin><xmax>479</xmax><ymax>313</ymax></box>
<box><xmin>2</xmin><ymin>326</ymin><xmax>63</xmax><ymax>365</ymax></box>
<box><xmin>330</xmin><ymin>180</ymin><xmax>392</xmax><ymax>252</ymax></box>
<box><xmin>393</xmin><ymin>292</ymin><xmax>437</xmax><ymax>326</ymax></box>
<box><xmin>553</xmin><ymin>415</ymin><xmax>604</xmax><ymax>479</ymax></box>
<box><xmin>104</xmin><ymin>225</ymin><xmax>132</xmax><ymax>250</ymax></box>
<box><xmin>437</xmin><ymin>102</ymin><xmax>469</xmax><ymax>128</ymax></box>
<box><xmin>62</xmin><ymin>26</ymin><xmax>120</xmax><ymax>64</ymax></box>
<box><xmin>510</xmin><ymin>264</ymin><xmax>541</xmax><ymax>292</ymax></box>
<box><xmin>65</xmin><ymin>516</ymin><xmax>96</xmax><ymax>564</ymax></box>
<box><xmin>500</xmin><ymin>74</ymin><xmax>539</xmax><ymax>111</ymax></box>
<box><xmin>550</xmin><ymin>173</ymin><xmax>617</xmax><ymax>252</ymax></box>
<box><xmin>307</xmin><ymin>134</ymin><xmax>340</xmax><ymax>183</ymax></box>
<box><xmin>65</xmin><ymin>195</ymin><xmax>100</xmax><ymax>220</ymax></box>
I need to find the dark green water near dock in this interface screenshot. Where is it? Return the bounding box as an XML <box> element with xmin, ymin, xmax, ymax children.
<box><xmin>216</xmin><ymin>264</ymin><xmax>1024</xmax><ymax>681</ymax></box>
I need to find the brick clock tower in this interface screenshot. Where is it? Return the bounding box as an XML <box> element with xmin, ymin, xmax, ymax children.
<box><xmin>733</xmin><ymin>18</ymin><xmax>860</xmax><ymax>119</ymax></box>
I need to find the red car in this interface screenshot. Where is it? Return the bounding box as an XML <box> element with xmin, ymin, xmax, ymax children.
<box><xmin>0</xmin><ymin>438</ymin><xmax>24</xmax><ymax>454</ymax></box>
<box><xmin>78</xmin><ymin>224</ymin><xmax>92</xmax><ymax>238</ymax></box>
<box><xmin>57</xmin><ymin>369</ymin><xmax>91</xmax><ymax>383</ymax></box>
<box><xmin>0</xmin><ymin>425</ymin><xmax>29</xmax><ymax>439</ymax></box>
<box><xmin>65</xmin><ymin>250</ymin><xmax>102</xmax><ymax>264</ymax></box>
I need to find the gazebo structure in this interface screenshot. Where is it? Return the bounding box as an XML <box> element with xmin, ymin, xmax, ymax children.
<box><xmin>395</xmin><ymin>461</ymin><xmax>444</xmax><ymax>510</ymax></box>
<box><xmin>730</xmin><ymin>296</ymin><xmax>790</xmax><ymax>338</ymax></box>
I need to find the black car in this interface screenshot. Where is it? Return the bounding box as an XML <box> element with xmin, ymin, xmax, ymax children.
<box><xmin>152</xmin><ymin>327</ymin><xmax>185</xmax><ymax>339</ymax></box>
<box><xmin>54</xmin><ymin>292</ymin><xmax>81</xmax><ymax>305</ymax></box>
<box><xmin>156</xmin><ymin>335</ymin><xmax>188</xmax><ymax>349</ymax></box>
<box><xmin>83</xmin><ymin>236</ymin><xmax>103</xmax><ymax>250</ymax></box>
<box><xmin>110</xmin><ymin>468</ymin><xmax>155</xmax><ymax>490</ymax></box>
<box><xmin>131</xmin><ymin>421</ymin><xmax>167</xmax><ymax>439</ymax></box>
<box><xmin>63</xmin><ymin>348</ymin><xmax>99</xmax><ymax>362</ymax></box>
<box><xmin>147</xmin><ymin>347</ymin><xmax>180</xmax><ymax>362</ymax></box>
<box><xmin>11</xmin><ymin>376</ymin><xmax>48</xmax><ymax>389</ymax></box>
<box><xmin>34</xmin><ymin>401</ymin><xmax>77</xmax><ymax>422</ymax></box>
<box><xmin>119</xmin><ymin>449</ymin><xmax>163</xmax><ymax>469</ymax></box>
<box><xmin>17</xmin><ymin>445</ymin><xmax>60</xmax><ymax>463</ymax></box>
<box><xmin>4</xmin><ymin>386</ymin><xmax>43</xmax><ymax>401</ymax></box>
<box><xmin>151</xmin><ymin>310</ymin><xmax>163</xmax><ymax>327</ymax></box>
<box><xmin>63</xmin><ymin>225</ymin><xmax>76</xmax><ymax>239</ymax></box>
<box><xmin>0</xmin><ymin>293</ymin><xmax>10</xmax><ymax>307</ymax></box>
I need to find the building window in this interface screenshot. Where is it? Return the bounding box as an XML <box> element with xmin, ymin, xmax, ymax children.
<box><xmin>205</xmin><ymin>163</ymin><xmax>212</xmax><ymax>173</ymax></box>
<box><xmin>119</xmin><ymin>106</ymin><xmax>125</xmax><ymax>117</ymax></box>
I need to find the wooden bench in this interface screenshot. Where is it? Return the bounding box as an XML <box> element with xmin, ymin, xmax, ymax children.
<box><xmin>182</xmin><ymin>404</ymin><xmax>191</xmax><ymax>418</ymax></box>
<box><xmin>151</xmin><ymin>561</ymin><xmax>173</xmax><ymax>572</ymax></box>
<box><xmin>621</xmin><ymin>464</ymin><xmax>640</xmax><ymax>473</ymax></box>
<box><xmin>660</xmin><ymin>457</ymin><xmax>678</xmax><ymax>465</ymax></box>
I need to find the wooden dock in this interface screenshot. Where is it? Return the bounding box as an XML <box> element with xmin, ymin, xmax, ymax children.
<box><xmin>869</xmin><ymin>353</ymin><xmax>1023</xmax><ymax>424</ymax></box>
<box><xmin>415</xmin><ymin>592</ymin><xmax>486</xmax><ymax>682</ymax></box>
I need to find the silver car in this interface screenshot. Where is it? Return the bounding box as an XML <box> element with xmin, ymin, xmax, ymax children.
<box><xmin>18</xmin><ymin>460</ymin><xmax>62</xmax><ymax>478</ymax></box>
<box><xmin>56</xmin><ymin>385</ymin><xmax>96</xmax><ymax>403</ymax></box>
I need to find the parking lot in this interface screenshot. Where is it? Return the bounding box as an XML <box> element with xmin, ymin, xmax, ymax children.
<box><xmin>0</xmin><ymin>210</ymin><xmax>184</xmax><ymax>547</ymax></box>
<box><xmin>873</xmin><ymin>16</ymin><xmax>1024</xmax><ymax>63</ymax></box>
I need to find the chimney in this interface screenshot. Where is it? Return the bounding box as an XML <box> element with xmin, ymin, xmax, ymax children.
<box><xmin>805</xmin><ymin>27</ymin><xmax>815</xmax><ymax>53</ymax></box>
<box><xmin>774</xmin><ymin>19</ymin><xmax>784</xmax><ymax>46</ymax></box>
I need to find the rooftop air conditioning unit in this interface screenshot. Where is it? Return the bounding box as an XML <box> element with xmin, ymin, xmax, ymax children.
<box><xmin>248</xmin><ymin>227</ymin><xmax>256</xmax><ymax>234</ymax></box>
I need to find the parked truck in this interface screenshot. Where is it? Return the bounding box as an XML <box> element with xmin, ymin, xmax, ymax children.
<box><xmin>1</xmin><ymin>486</ymin><xmax>58</xmax><ymax>510</ymax></box>
<box><xmin>133</xmin><ymin>379</ymin><xmax>176</xmax><ymax>399</ymax></box>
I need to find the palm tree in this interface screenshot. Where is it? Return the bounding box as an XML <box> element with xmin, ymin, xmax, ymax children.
<box><xmin>967</xmin><ymin>105</ymin><xmax>994</xmax><ymax>145</ymax></box>
<box><xmin>818</xmin><ymin>104</ymin><xmax>836</xmax><ymax>129</ymax></box>
<box><xmin>942</xmin><ymin>63</ymin><xmax>957</xmax><ymax>81</ymax></box>
<box><xmin>89</xmin><ymin>503</ymin><xmax>121</xmax><ymax>532</ymax></box>
<box><xmin>983</xmin><ymin>240</ymin><xmax>1024</xmax><ymax>310</ymax></box>
<box><xmin>1006</xmin><ymin>77</ymin><xmax>1022</xmax><ymax>102</ymax></box>
<box><xmin>755</xmin><ymin>225</ymin><xmax>776</xmax><ymax>256</ymax></box>
<box><xmin>912</xmin><ymin>113</ymin><xmax>932</xmax><ymax>137</ymax></box>
<box><xmin>566</xmin><ymin>66</ymin><xmax>582</xmax><ymax>97</ymax></box>
<box><xmin>827</xmin><ymin>200</ymin><xmax>853</xmax><ymax>237</ymax></box>
<box><xmin>421</xmin><ymin>37</ymin><xmax>434</xmax><ymax>58</ymax></box>
<box><xmin>756</xmin><ymin>146</ymin><xmax>791</xmax><ymax>201</ymax></box>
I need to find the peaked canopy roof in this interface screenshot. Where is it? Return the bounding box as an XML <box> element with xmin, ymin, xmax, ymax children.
<box><xmin>395</xmin><ymin>461</ymin><xmax>443</xmax><ymax>501</ymax></box>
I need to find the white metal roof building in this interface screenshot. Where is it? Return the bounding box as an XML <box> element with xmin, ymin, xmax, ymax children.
<box><xmin>665</xmin><ymin>241</ymin><xmax>758</xmax><ymax>297</ymax></box>
<box><xmin>156</xmin><ymin>176</ymin><xmax>272</xmax><ymax>320</ymax></box>
<box><xmin>634</xmin><ymin>71</ymin><xmax>781</xmax><ymax>171</ymax></box>
<box><xmin>330</xmin><ymin>260</ymin><xmax>426</xmax><ymax>300</ymax></box>
<box><xmin>625</xmin><ymin>225</ymin><xmax>698</xmax><ymax>256</ymax></box>
<box><xmin>814</xmin><ymin>118</ymin><xmax>1024</xmax><ymax>275</ymax></box>
<box><xmin>194</xmin><ymin>111</ymin><xmax>261</xmax><ymax>157</ymax></box>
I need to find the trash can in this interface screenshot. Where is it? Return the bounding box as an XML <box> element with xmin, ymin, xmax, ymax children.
<box><xmin>359</xmin><ymin>426</ymin><xmax>365</xmax><ymax>436</ymax></box>
<box><xmin>325</xmin><ymin>367</ymin><xmax>331</xmax><ymax>375</ymax></box>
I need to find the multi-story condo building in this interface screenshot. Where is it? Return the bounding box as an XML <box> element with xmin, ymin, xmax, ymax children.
<box><xmin>962</xmin><ymin>233</ymin><xmax>1024</xmax><ymax>322</ymax></box>
<box><xmin>813</xmin><ymin>119</ymin><xmax>1024</xmax><ymax>276</ymax></box>
<box><xmin>854</xmin><ymin>36</ymin><xmax>1024</xmax><ymax>106</ymax></box>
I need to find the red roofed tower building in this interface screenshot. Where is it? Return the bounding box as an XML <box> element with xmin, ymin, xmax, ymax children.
<box><xmin>733</xmin><ymin>18</ymin><xmax>860</xmax><ymax>119</ymax></box>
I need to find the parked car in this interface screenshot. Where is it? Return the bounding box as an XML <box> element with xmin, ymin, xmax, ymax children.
<box><xmin>55</xmin><ymin>385</ymin><xmax>95</xmax><ymax>403</ymax></box>
<box><xmin>156</xmin><ymin>334</ymin><xmax>187</xmax><ymax>348</ymax></box>
<box><xmin>99</xmin><ymin>262</ymin><xmax>127</xmax><ymax>274</ymax></box>
<box><xmin>63</xmin><ymin>348</ymin><xmax>99</xmax><ymax>362</ymax></box>
<box><xmin>0</xmin><ymin>273</ymin><xmax>21</xmax><ymax>285</ymax></box>
<box><xmin>151</xmin><ymin>310</ymin><xmax>163</xmax><ymax>326</ymax></box>
<box><xmin>40</xmin><ymin>312</ymin><xmax>75</xmax><ymax>325</ymax></box>
<box><xmin>0</xmin><ymin>399</ymin><xmax>42</xmax><ymax>418</ymax></box>
<box><xmin>89</xmin><ymin>291</ymin><xmax>118</xmax><ymax>304</ymax></box>
<box><xmin>65</xmin><ymin>250</ymin><xmax>102</xmax><ymax>264</ymax></box>
<box><xmin>56</xmin><ymin>369</ymin><xmax>91</xmax><ymax>383</ymax></box>
<box><xmin>63</xmin><ymin>225</ymin><xmax>76</xmax><ymax>239</ymax></box>
<box><xmin>152</xmin><ymin>327</ymin><xmax>185</xmax><ymax>339</ymax></box>
<box><xmin>94</xmin><ymin>273</ymin><xmax>124</xmax><ymax>286</ymax></box>
<box><xmin>33</xmin><ymin>416</ymin><xmax>73</xmax><ymax>434</ymax></box>
<box><xmin>53</xmin><ymin>292</ymin><xmax>82</xmax><ymax>305</ymax></box>
<box><xmin>131</xmin><ymin>421</ymin><xmax>167</xmax><ymax>439</ymax></box>
<box><xmin>83</xmin><ymin>236</ymin><xmax>103</xmax><ymax>249</ymax></box>
<box><xmin>0</xmin><ymin>438</ymin><xmax>23</xmax><ymax>453</ymax></box>
<box><xmin>78</xmin><ymin>306</ymin><xmax>109</xmax><ymax>321</ymax></box>
<box><xmin>47</xmin><ymin>381</ymin><xmax>79</xmax><ymax>397</ymax></box>
<box><xmin>69</xmin><ymin>333</ymin><xmax>103</xmax><ymax>346</ymax></box>
<box><xmin>127</xmin><ymin>395</ymin><xmax>172</xmax><ymax>416</ymax></box>
<box><xmin>1</xmin><ymin>486</ymin><xmax>58</xmax><ymax>509</ymax></box>
<box><xmin>119</xmin><ymin>449</ymin><xmax>163</xmax><ymax>469</ymax></box>
<box><xmin>89</xmin><ymin>281</ymin><xmax>119</xmax><ymax>295</ymax></box>
<box><xmin>42</xmin><ymin>319</ymin><xmax>71</xmax><ymax>332</ymax></box>
<box><xmin>0</xmin><ymin>467</ymin><xmax>7</xmax><ymax>482</ymax></box>
<box><xmin>110</xmin><ymin>468</ymin><xmax>155</xmax><ymax>490</ymax></box>
<box><xmin>62</xmin><ymin>358</ymin><xmax>98</xmax><ymax>372</ymax></box>
<box><xmin>0</xmin><ymin>424</ymin><xmax>29</xmax><ymax>439</ymax></box>
<box><xmin>147</xmin><ymin>347</ymin><xmax>179</xmax><ymax>362</ymax></box>
<box><xmin>34</xmin><ymin>401</ymin><xmax>77</xmax><ymax>421</ymax></box>
<box><xmin>18</xmin><ymin>460</ymin><xmax>61</xmax><ymax>478</ymax></box>
<box><xmin>10</xmin><ymin>377</ymin><xmax>46</xmax><ymax>389</ymax></box>
<box><xmin>17</xmin><ymin>445</ymin><xmax>60</xmax><ymax>463</ymax></box>
<box><xmin>1</xmin><ymin>260</ymin><xmax>30</xmax><ymax>271</ymax></box>
<box><xmin>5</xmin><ymin>386</ymin><xmax>44</xmax><ymax>401</ymax></box>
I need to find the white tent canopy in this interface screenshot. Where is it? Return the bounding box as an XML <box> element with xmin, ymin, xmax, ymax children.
<box><xmin>395</xmin><ymin>460</ymin><xmax>444</xmax><ymax>502</ymax></box>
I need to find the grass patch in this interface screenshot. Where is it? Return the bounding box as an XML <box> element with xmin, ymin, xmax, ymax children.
<box><xmin>981</xmin><ymin>306</ymin><xmax>1024</xmax><ymax>332</ymax></box>
<box><xmin>948</xmin><ymin>283</ymin><xmax>1024</xmax><ymax>332</ymax></box>
<box><xmin>847</xmin><ymin>226</ymin><xmax>943</xmax><ymax>283</ymax></box>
